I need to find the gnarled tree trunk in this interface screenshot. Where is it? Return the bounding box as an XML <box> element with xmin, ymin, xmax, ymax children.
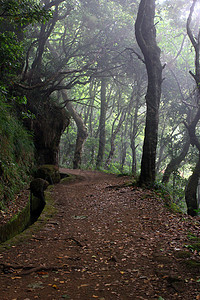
<box><xmin>23</xmin><ymin>92</ymin><xmax>69</xmax><ymax>166</ymax></box>
<box><xmin>135</xmin><ymin>0</ymin><xmax>163</xmax><ymax>186</ymax></box>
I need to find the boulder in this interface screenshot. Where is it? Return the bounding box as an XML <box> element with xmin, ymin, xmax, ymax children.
<box><xmin>34</xmin><ymin>164</ymin><xmax>60</xmax><ymax>184</ymax></box>
<box><xmin>30</xmin><ymin>178</ymin><xmax>49</xmax><ymax>214</ymax></box>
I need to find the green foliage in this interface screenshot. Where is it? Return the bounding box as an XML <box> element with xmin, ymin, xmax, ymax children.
<box><xmin>0</xmin><ymin>0</ymin><xmax>52</xmax><ymax>26</ymax></box>
<box><xmin>168</xmin><ymin>202</ymin><xmax>183</xmax><ymax>214</ymax></box>
<box><xmin>0</xmin><ymin>0</ymin><xmax>52</xmax><ymax>210</ymax></box>
<box><xmin>187</xmin><ymin>233</ymin><xmax>200</xmax><ymax>242</ymax></box>
<box><xmin>0</xmin><ymin>93</ymin><xmax>34</xmax><ymax>210</ymax></box>
<box><xmin>185</xmin><ymin>242</ymin><xmax>200</xmax><ymax>252</ymax></box>
<box><xmin>0</xmin><ymin>31</ymin><xmax>24</xmax><ymax>81</ymax></box>
<box><xmin>0</xmin><ymin>0</ymin><xmax>51</xmax><ymax>84</ymax></box>
<box><xmin>185</xmin><ymin>233</ymin><xmax>200</xmax><ymax>253</ymax></box>
<box><xmin>153</xmin><ymin>180</ymin><xmax>187</xmax><ymax>213</ymax></box>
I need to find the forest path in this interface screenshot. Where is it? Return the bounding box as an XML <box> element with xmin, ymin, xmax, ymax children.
<box><xmin>0</xmin><ymin>169</ymin><xmax>200</xmax><ymax>300</ymax></box>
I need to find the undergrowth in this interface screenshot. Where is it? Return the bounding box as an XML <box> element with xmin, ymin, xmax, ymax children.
<box><xmin>0</xmin><ymin>93</ymin><xmax>34</xmax><ymax>210</ymax></box>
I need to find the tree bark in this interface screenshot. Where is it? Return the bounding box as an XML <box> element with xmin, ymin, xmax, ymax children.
<box><xmin>120</xmin><ymin>124</ymin><xmax>128</xmax><ymax>173</ymax></box>
<box><xmin>23</xmin><ymin>92</ymin><xmax>69</xmax><ymax>166</ymax></box>
<box><xmin>185</xmin><ymin>155</ymin><xmax>200</xmax><ymax>216</ymax></box>
<box><xmin>185</xmin><ymin>0</ymin><xmax>200</xmax><ymax>216</ymax></box>
<box><xmin>162</xmin><ymin>137</ymin><xmax>190</xmax><ymax>184</ymax></box>
<box><xmin>135</xmin><ymin>0</ymin><xmax>163</xmax><ymax>186</ymax></box>
<box><xmin>96</xmin><ymin>78</ymin><xmax>107</xmax><ymax>168</ymax></box>
<box><xmin>105</xmin><ymin>108</ymin><xmax>126</xmax><ymax>168</ymax></box>
<box><xmin>62</xmin><ymin>90</ymin><xmax>88</xmax><ymax>169</ymax></box>
<box><xmin>130</xmin><ymin>94</ymin><xmax>140</xmax><ymax>175</ymax></box>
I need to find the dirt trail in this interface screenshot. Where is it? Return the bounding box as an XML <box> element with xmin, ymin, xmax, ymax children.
<box><xmin>0</xmin><ymin>169</ymin><xmax>199</xmax><ymax>300</ymax></box>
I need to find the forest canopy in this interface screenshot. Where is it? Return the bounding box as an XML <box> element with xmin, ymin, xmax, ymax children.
<box><xmin>1</xmin><ymin>0</ymin><xmax>200</xmax><ymax>216</ymax></box>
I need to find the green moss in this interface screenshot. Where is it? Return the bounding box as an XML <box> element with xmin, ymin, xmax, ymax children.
<box><xmin>60</xmin><ymin>175</ymin><xmax>76</xmax><ymax>184</ymax></box>
<box><xmin>0</xmin><ymin>198</ymin><xmax>30</xmax><ymax>243</ymax></box>
<box><xmin>0</xmin><ymin>95</ymin><xmax>34</xmax><ymax>209</ymax></box>
<box><xmin>0</xmin><ymin>186</ymin><xmax>56</xmax><ymax>253</ymax></box>
<box><xmin>35</xmin><ymin>164</ymin><xmax>60</xmax><ymax>184</ymax></box>
<box><xmin>169</xmin><ymin>202</ymin><xmax>183</xmax><ymax>214</ymax></box>
<box><xmin>60</xmin><ymin>174</ymin><xmax>84</xmax><ymax>184</ymax></box>
<box><xmin>187</xmin><ymin>233</ymin><xmax>200</xmax><ymax>242</ymax></box>
<box><xmin>185</xmin><ymin>260</ymin><xmax>200</xmax><ymax>268</ymax></box>
<box><xmin>174</xmin><ymin>251</ymin><xmax>191</xmax><ymax>259</ymax></box>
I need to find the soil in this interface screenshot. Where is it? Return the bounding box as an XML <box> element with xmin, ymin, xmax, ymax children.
<box><xmin>0</xmin><ymin>169</ymin><xmax>200</xmax><ymax>300</ymax></box>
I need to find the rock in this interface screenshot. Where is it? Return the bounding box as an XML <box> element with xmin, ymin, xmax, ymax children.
<box><xmin>34</xmin><ymin>165</ymin><xmax>60</xmax><ymax>184</ymax></box>
<box><xmin>30</xmin><ymin>178</ymin><xmax>49</xmax><ymax>199</ymax></box>
<box><xmin>30</xmin><ymin>178</ymin><xmax>49</xmax><ymax>214</ymax></box>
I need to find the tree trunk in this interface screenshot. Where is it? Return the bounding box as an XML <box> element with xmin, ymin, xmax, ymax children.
<box><xmin>184</xmin><ymin>0</ymin><xmax>200</xmax><ymax>216</ymax></box>
<box><xmin>96</xmin><ymin>78</ymin><xmax>107</xmax><ymax>168</ymax></box>
<box><xmin>162</xmin><ymin>137</ymin><xmax>190</xmax><ymax>184</ymax></box>
<box><xmin>62</xmin><ymin>90</ymin><xmax>88</xmax><ymax>169</ymax></box>
<box><xmin>120</xmin><ymin>136</ymin><xmax>127</xmax><ymax>173</ymax></box>
<box><xmin>185</xmin><ymin>155</ymin><xmax>200</xmax><ymax>216</ymax></box>
<box><xmin>105</xmin><ymin>109</ymin><xmax>126</xmax><ymax>168</ymax></box>
<box><xmin>130</xmin><ymin>94</ymin><xmax>140</xmax><ymax>175</ymax></box>
<box><xmin>23</xmin><ymin>93</ymin><xmax>69</xmax><ymax>166</ymax></box>
<box><xmin>135</xmin><ymin>0</ymin><xmax>163</xmax><ymax>186</ymax></box>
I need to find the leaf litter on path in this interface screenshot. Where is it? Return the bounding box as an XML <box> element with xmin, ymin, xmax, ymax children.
<box><xmin>0</xmin><ymin>169</ymin><xmax>200</xmax><ymax>299</ymax></box>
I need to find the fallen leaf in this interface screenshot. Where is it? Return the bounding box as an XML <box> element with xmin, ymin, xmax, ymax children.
<box><xmin>78</xmin><ymin>284</ymin><xmax>89</xmax><ymax>288</ymax></box>
<box><xmin>37</xmin><ymin>271</ymin><xmax>48</xmax><ymax>275</ymax></box>
<box><xmin>52</xmin><ymin>284</ymin><xmax>59</xmax><ymax>290</ymax></box>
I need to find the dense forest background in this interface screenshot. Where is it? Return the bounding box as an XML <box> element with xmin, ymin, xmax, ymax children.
<box><xmin>1</xmin><ymin>0</ymin><xmax>200</xmax><ymax>217</ymax></box>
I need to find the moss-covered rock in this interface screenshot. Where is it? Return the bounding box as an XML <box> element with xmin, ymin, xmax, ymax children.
<box><xmin>35</xmin><ymin>165</ymin><xmax>60</xmax><ymax>184</ymax></box>
<box><xmin>30</xmin><ymin>178</ymin><xmax>49</xmax><ymax>216</ymax></box>
<box><xmin>30</xmin><ymin>178</ymin><xmax>49</xmax><ymax>199</ymax></box>
<box><xmin>60</xmin><ymin>174</ymin><xmax>78</xmax><ymax>184</ymax></box>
